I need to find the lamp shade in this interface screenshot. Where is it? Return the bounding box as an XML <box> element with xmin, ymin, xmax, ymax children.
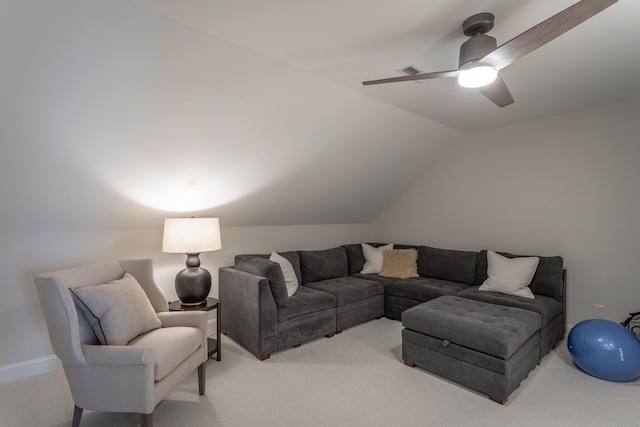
<box><xmin>162</xmin><ymin>218</ymin><xmax>222</xmax><ymax>254</ymax></box>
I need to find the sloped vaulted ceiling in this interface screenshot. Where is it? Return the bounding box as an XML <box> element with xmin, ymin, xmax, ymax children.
<box><xmin>0</xmin><ymin>0</ymin><xmax>460</xmax><ymax>231</ymax></box>
<box><xmin>142</xmin><ymin>0</ymin><xmax>638</xmax><ymax>132</ymax></box>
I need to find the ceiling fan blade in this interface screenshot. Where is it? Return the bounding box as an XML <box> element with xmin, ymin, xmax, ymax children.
<box><xmin>479</xmin><ymin>74</ymin><xmax>514</xmax><ymax>108</ymax></box>
<box><xmin>480</xmin><ymin>0</ymin><xmax>617</xmax><ymax>71</ymax></box>
<box><xmin>362</xmin><ymin>69</ymin><xmax>460</xmax><ymax>86</ymax></box>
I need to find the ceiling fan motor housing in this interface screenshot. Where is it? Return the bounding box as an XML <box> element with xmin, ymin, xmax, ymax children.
<box><xmin>459</xmin><ymin>33</ymin><xmax>497</xmax><ymax>68</ymax></box>
<box><xmin>459</xmin><ymin>12</ymin><xmax>497</xmax><ymax>68</ymax></box>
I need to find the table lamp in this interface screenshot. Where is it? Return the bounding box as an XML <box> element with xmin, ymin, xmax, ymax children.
<box><xmin>162</xmin><ymin>217</ymin><xmax>222</xmax><ymax>305</ymax></box>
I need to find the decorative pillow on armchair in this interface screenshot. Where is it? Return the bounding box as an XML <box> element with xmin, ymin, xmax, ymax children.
<box><xmin>71</xmin><ymin>272</ymin><xmax>162</xmax><ymax>345</ymax></box>
<box><xmin>479</xmin><ymin>251</ymin><xmax>539</xmax><ymax>299</ymax></box>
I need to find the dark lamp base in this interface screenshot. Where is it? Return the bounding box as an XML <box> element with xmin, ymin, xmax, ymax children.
<box><xmin>175</xmin><ymin>253</ymin><xmax>211</xmax><ymax>305</ymax></box>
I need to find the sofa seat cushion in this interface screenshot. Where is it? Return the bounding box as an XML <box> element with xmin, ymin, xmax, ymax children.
<box><xmin>356</xmin><ymin>275</ymin><xmax>469</xmax><ymax>302</ymax></box>
<box><xmin>303</xmin><ymin>276</ymin><xmax>383</xmax><ymax>306</ymax></box>
<box><xmin>402</xmin><ymin>296</ymin><xmax>541</xmax><ymax>360</ymax></box>
<box><xmin>128</xmin><ymin>326</ymin><xmax>201</xmax><ymax>381</ymax></box>
<box><xmin>277</xmin><ymin>286</ymin><xmax>336</xmax><ymax>322</ymax></box>
<box><xmin>454</xmin><ymin>286</ymin><xmax>562</xmax><ymax>327</ymax></box>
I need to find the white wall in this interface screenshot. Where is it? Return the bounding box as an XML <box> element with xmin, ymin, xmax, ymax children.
<box><xmin>374</xmin><ymin>99</ymin><xmax>640</xmax><ymax>326</ymax></box>
<box><xmin>0</xmin><ymin>0</ymin><xmax>459</xmax><ymax>233</ymax></box>
<box><xmin>0</xmin><ymin>0</ymin><xmax>458</xmax><ymax>382</ymax></box>
<box><xmin>0</xmin><ymin>223</ymin><xmax>372</xmax><ymax>380</ymax></box>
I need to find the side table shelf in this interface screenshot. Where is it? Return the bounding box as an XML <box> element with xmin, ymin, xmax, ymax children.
<box><xmin>168</xmin><ymin>297</ymin><xmax>221</xmax><ymax>361</ymax></box>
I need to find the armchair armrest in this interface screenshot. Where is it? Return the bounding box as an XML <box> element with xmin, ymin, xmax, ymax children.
<box><xmin>157</xmin><ymin>311</ymin><xmax>208</xmax><ymax>360</ymax></box>
<box><xmin>81</xmin><ymin>343</ymin><xmax>152</xmax><ymax>366</ymax></box>
<box><xmin>157</xmin><ymin>311</ymin><xmax>207</xmax><ymax>330</ymax></box>
<box><xmin>68</xmin><ymin>344</ymin><xmax>155</xmax><ymax>413</ymax></box>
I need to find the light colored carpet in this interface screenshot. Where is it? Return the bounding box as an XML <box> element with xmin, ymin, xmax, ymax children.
<box><xmin>1</xmin><ymin>318</ymin><xmax>638</xmax><ymax>427</ymax></box>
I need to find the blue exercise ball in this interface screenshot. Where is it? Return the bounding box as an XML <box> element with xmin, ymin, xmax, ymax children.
<box><xmin>568</xmin><ymin>319</ymin><xmax>640</xmax><ymax>382</ymax></box>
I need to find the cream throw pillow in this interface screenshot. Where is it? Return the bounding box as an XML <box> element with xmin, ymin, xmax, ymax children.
<box><xmin>479</xmin><ymin>251</ymin><xmax>539</xmax><ymax>299</ymax></box>
<box><xmin>269</xmin><ymin>251</ymin><xmax>299</xmax><ymax>296</ymax></box>
<box><xmin>379</xmin><ymin>249</ymin><xmax>419</xmax><ymax>279</ymax></box>
<box><xmin>361</xmin><ymin>243</ymin><xmax>393</xmax><ymax>274</ymax></box>
<box><xmin>71</xmin><ymin>272</ymin><xmax>162</xmax><ymax>345</ymax></box>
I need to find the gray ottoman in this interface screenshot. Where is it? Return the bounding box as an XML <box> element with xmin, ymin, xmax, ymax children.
<box><xmin>402</xmin><ymin>295</ymin><xmax>542</xmax><ymax>403</ymax></box>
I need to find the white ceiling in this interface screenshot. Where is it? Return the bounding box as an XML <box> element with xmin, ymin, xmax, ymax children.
<box><xmin>141</xmin><ymin>0</ymin><xmax>638</xmax><ymax>132</ymax></box>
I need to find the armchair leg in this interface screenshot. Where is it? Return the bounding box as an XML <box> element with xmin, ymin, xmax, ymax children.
<box><xmin>141</xmin><ymin>412</ymin><xmax>153</xmax><ymax>427</ymax></box>
<box><xmin>198</xmin><ymin>363</ymin><xmax>206</xmax><ymax>395</ymax></box>
<box><xmin>71</xmin><ymin>405</ymin><xmax>83</xmax><ymax>427</ymax></box>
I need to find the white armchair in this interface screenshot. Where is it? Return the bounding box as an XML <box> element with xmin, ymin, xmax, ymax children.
<box><xmin>34</xmin><ymin>258</ymin><xmax>208</xmax><ymax>427</ymax></box>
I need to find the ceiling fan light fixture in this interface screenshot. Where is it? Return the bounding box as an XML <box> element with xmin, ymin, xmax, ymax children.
<box><xmin>457</xmin><ymin>66</ymin><xmax>498</xmax><ymax>88</ymax></box>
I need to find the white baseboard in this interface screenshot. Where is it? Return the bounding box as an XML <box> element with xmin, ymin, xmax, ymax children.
<box><xmin>0</xmin><ymin>355</ymin><xmax>61</xmax><ymax>385</ymax></box>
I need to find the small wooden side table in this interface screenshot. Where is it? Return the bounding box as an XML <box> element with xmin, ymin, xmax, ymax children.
<box><xmin>169</xmin><ymin>297</ymin><xmax>221</xmax><ymax>361</ymax></box>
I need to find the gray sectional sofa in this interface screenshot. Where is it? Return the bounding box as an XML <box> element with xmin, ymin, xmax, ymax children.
<box><xmin>219</xmin><ymin>243</ymin><xmax>565</xmax><ymax>403</ymax></box>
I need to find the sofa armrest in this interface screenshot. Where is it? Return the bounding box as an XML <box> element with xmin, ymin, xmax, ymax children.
<box><xmin>219</xmin><ymin>267</ymin><xmax>278</xmax><ymax>358</ymax></box>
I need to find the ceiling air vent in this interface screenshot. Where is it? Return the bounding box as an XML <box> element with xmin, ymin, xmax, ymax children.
<box><xmin>398</xmin><ymin>65</ymin><xmax>426</xmax><ymax>83</ymax></box>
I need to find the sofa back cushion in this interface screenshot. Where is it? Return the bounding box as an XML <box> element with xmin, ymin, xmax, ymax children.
<box><xmin>342</xmin><ymin>243</ymin><xmax>417</xmax><ymax>275</ymax></box>
<box><xmin>235</xmin><ymin>251</ymin><xmax>302</xmax><ymax>285</ymax></box>
<box><xmin>417</xmin><ymin>246</ymin><xmax>479</xmax><ymax>285</ymax></box>
<box><xmin>475</xmin><ymin>250</ymin><xmax>564</xmax><ymax>301</ymax></box>
<box><xmin>298</xmin><ymin>247</ymin><xmax>348</xmax><ymax>284</ymax></box>
<box><xmin>234</xmin><ymin>256</ymin><xmax>289</xmax><ymax>307</ymax></box>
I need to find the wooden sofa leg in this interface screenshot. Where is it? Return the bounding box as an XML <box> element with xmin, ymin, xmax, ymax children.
<box><xmin>489</xmin><ymin>395</ymin><xmax>507</xmax><ymax>405</ymax></box>
<box><xmin>72</xmin><ymin>405</ymin><xmax>83</xmax><ymax>427</ymax></box>
<box><xmin>335</xmin><ymin>329</ymin><xmax>343</xmax><ymax>334</ymax></box>
<box><xmin>258</xmin><ymin>353</ymin><xmax>270</xmax><ymax>361</ymax></box>
<box><xmin>375</xmin><ymin>316</ymin><xmax>383</xmax><ymax>319</ymax></box>
<box><xmin>404</xmin><ymin>360</ymin><xmax>415</xmax><ymax>367</ymax></box>
<box><xmin>325</xmin><ymin>332</ymin><xmax>335</xmax><ymax>338</ymax></box>
<box><xmin>198</xmin><ymin>363</ymin><xmax>206</xmax><ymax>395</ymax></box>
<box><xmin>141</xmin><ymin>412</ymin><xmax>153</xmax><ymax>427</ymax></box>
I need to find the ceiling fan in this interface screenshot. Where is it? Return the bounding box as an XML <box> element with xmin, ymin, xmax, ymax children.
<box><xmin>362</xmin><ymin>0</ymin><xmax>617</xmax><ymax>107</ymax></box>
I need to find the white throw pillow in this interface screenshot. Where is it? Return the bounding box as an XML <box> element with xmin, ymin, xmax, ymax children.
<box><xmin>479</xmin><ymin>251</ymin><xmax>539</xmax><ymax>299</ymax></box>
<box><xmin>269</xmin><ymin>252</ymin><xmax>299</xmax><ymax>296</ymax></box>
<box><xmin>71</xmin><ymin>273</ymin><xmax>162</xmax><ymax>345</ymax></box>
<box><xmin>361</xmin><ymin>243</ymin><xmax>394</xmax><ymax>274</ymax></box>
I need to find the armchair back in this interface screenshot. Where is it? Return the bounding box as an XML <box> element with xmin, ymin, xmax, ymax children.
<box><xmin>34</xmin><ymin>259</ymin><xmax>168</xmax><ymax>366</ymax></box>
